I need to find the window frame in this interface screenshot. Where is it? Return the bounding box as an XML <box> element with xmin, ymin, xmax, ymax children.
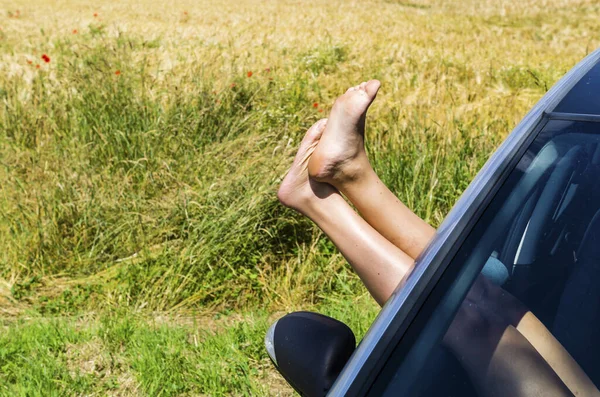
<box><xmin>327</xmin><ymin>48</ymin><xmax>600</xmax><ymax>397</ymax></box>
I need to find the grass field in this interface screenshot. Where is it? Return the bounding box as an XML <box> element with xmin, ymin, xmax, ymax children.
<box><xmin>1</xmin><ymin>0</ymin><xmax>600</xmax><ymax>394</ymax></box>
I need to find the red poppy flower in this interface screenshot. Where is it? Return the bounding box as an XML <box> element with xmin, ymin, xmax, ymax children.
<box><xmin>115</xmin><ymin>70</ymin><xmax>121</xmax><ymax>75</ymax></box>
<box><xmin>41</xmin><ymin>54</ymin><xmax>50</xmax><ymax>63</ymax></box>
<box><xmin>312</xmin><ymin>102</ymin><xmax>319</xmax><ymax>108</ymax></box>
<box><xmin>318</xmin><ymin>109</ymin><xmax>324</xmax><ymax>113</ymax></box>
<box><xmin>72</xmin><ymin>29</ymin><xmax>78</xmax><ymax>34</ymax></box>
<box><xmin>93</xmin><ymin>13</ymin><xmax>98</xmax><ymax>17</ymax></box>
<box><xmin>35</xmin><ymin>64</ymin><xmax>40</xmax><ymax>69</ymax></box>
<box><xmin>26</xmin><ymin>59</ymin><xmax>32</xmax><ymax>65</ymax></box>
<box><xmin>247</xmin><ymin>71</ymin><xmax>253</xmax><ymax>78</ymax></box>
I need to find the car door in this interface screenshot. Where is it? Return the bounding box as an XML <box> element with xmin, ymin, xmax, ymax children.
<box><xmin>328</xmin><ymin>48</ymin><xmax>600</xmax><ymax>396</ymax></box>
<box><xmin>369</xmin><ymin>120</ymin><xmax>600</xmax><ymax>396</ymax></box>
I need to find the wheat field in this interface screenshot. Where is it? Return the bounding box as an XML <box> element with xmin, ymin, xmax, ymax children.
<box><xmin>1</xmin><ymin>0</ymin><xmax>599</xmax><ymax>395</ymax></box>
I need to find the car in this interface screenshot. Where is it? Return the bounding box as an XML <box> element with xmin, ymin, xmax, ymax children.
<box><xmin>265</xmin><ymin>47</ymin><xmax>600</xmax><ymax>397</ymax></box>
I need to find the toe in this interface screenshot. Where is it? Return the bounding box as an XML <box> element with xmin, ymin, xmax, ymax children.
<box><xmin>359</xmin><ymin>81</ymin><xmax>367</xmax><ymax>90</ymax></box>
<box><xmin>296</xmin><ymin>119</ymin><xmax>327</xmax><ymax>166</ymax></box>
<box><xmin>364</xmin><ymin>80</ymin><xmax>381</xmax><ymax>99</ymax></box>
<box><xmin>302</xmin><ymin>118</ymin><xmax>328</xmax><ymax>144</ymax></box>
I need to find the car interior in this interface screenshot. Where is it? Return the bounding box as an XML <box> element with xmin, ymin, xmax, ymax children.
<box><xmin>404</xmin><ymin>121</ymin><xmax>600</xmax><ymax>396</ymax></box>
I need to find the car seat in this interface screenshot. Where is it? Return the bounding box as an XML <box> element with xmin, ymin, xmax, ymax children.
<box><xmin>505</xmin><ymin>145</ymin><xmax>587</xmax><ymax>324</ymax></box>
<box><xmin>553</xmin><ymin>206</ymin><xmax>600</xmax><ymax>386</ymax></box>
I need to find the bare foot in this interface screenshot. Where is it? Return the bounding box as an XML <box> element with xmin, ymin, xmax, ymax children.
<box><xmin>278</xmin><ymin>119</ymin><xmax>337</xmax><ymax>215</ymax></box>
<box><xmin>308</xmin><ymin>80</ymin><xmax>380</xmax><ymax>187</ymax></box>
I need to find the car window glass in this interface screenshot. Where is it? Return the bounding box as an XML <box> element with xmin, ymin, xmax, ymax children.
<box><xmin>370</xmin><ymin>120</ymin><xmax>600</xmax><ymax>396</ymax></box>
<box><xmin>554</xmin><ymin>61</ymin><xmax>600</xmax><ymax>115</ymax></box>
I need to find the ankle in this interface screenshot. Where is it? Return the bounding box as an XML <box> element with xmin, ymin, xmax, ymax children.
<box><xmin>277</xmin><ymin>185</ymin><xmax>311</xmax><ymax>213</ymax></box>
<box><xmin>277</xmin><ymin>178</ymin><xmax>337</xmax><ymax>216</ymax></box>
<box><xmin>334</xmin><ymin>155</ymin><xmax>375</xmax><ymax>191</ymax></box>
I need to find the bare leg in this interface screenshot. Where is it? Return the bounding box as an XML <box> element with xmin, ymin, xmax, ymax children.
<box><xmin>445</xmin><ymin>301</ymin><xmax>573</xmax><ymax>397</ymax></box>
<box><xmin>472</xmin><ymin>276</ymin><xmax>600</xmax><ymax>396</ymax></box>
<box><xmin>309</xmin><ymin>80</ymin><xmax>435</xmax><ymax>259</ymax></box>
<box><xmin>277</xmin><ymin>119</ymin><xmax>413</xmax><ymax>305</ymax></box>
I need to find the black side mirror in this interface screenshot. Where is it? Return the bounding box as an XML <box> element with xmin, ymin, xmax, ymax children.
<box><xmin>265</xmin><ymin>311</ymin><xmax>356</xmax><ymax>397</ymax></box>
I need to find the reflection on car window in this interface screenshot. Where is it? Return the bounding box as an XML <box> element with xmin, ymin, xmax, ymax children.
<box><xmin>374</xmin><ymin>120</ymin><xmax>600</xmax><ymax>396</ymax></box>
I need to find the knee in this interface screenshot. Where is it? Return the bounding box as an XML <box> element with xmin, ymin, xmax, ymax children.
<box><xmin>448</xmin><ymin>299</ymin><xmax>515</xmax><ymax>350</ymax></box>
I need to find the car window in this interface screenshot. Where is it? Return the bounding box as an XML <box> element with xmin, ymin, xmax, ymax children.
<box><xmin>554</xmin><ymin>61</ymin><xmax>600</xmax><ymax>115</ymax></box>
<box><xmin>368</xmin><ymin>119</ymin><xmax>600</xmax><ymax>396</ymax></box>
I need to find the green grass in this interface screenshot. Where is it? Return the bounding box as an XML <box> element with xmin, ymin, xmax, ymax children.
<box><xmin>1</xmin><ymin>0</ymin><xmax>600</xmax><ymax>394</ymax></box>
<box><xmin>0</xmin><ymin>297</ymin><xmax>378</xmax><ymax>396</ymax></box>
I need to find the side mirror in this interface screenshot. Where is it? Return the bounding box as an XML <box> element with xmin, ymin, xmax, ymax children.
<box><xmin>265</xmin><ymin>311</ymin><xmax>356</xmax><ymax>397</ymax></box>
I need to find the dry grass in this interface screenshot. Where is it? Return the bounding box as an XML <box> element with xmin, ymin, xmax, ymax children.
<box><xmin>3</xmin><ymin>0</ymin><xmax>598</xmax><ymax>116</ymax></box>
<box><xmin>65</xmin><ymin>337</ymin><xmax>142</xmax><ymax>396</ymax></box>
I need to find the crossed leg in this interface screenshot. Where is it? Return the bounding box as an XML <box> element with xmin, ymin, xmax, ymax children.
<box><xmin>277</xmin><ymin>80</ymin><xmax>596</xmax><ymax>396</ymax></box>
<box><xmin>277</xmin><ymin>118</ymin><xmax>413</xmax><ymax>305</ymax></box>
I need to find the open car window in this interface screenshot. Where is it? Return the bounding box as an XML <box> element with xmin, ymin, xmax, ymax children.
<box><xmin>368</xmin><ymin>119</ymin><xmax>600</xmax><ymax>396</ymax></box>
